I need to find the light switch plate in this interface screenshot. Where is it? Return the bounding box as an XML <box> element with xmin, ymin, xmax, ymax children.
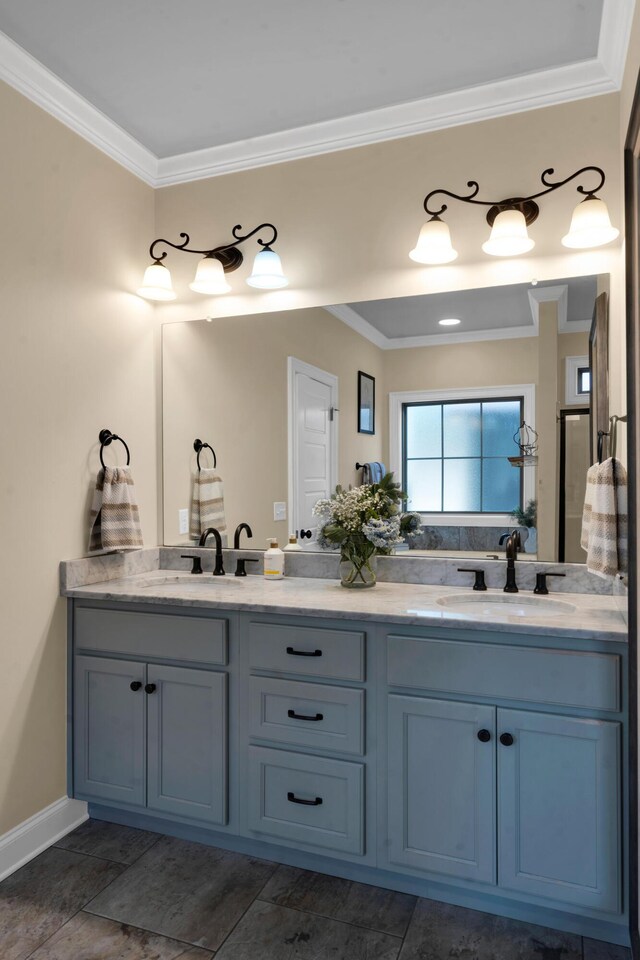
<box><xmin>178</xmin><ymin>508</ymin><xmax>189</xmax><ymax>534</ymax></box>
<box><xmin>273</xmin><ymin>501</ymin><xmax>287</xmax><ymax>522</ymax></box>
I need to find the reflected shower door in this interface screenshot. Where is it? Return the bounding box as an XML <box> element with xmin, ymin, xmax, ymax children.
<box><xmin>558</xmin><ymin>409</ymin><xmax>590</xmax><ymax>563</ymax></box>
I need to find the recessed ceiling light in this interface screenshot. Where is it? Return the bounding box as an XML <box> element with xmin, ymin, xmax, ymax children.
<box><xmin>438</xmin><ymin>318</ymin><xmax>461</xmax><ymax>326</ymax></box>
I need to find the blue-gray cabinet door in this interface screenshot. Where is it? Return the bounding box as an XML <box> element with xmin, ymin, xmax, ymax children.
<box><xmin>388</xmin><ymin>695</ymin><xmax>496</xmax><ymax>883</ymax></box>
<box><xmin>73</xmin><ymin>655</ymin><xmax>146</xmax><ymax>806</ymax></box>
<box><xmin>146</xmin><ymin>665</ymin><xmax>228</xmax><ymax>825</ymax></box>
<box><xmin>498</xmin><ymin>708</ymin><xmax>621</xmax><ymax>913</ymax></box>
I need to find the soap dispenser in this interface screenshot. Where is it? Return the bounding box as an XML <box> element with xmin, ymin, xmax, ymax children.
<box><xmin>283</xmin><ymin>534</ymin><xmax>303</xmax><ymax>552</ymax></box>
<box><xmin>264</xmin><ymin>539</ymin><xmax>285</xmax><ymax>579</ymax></box>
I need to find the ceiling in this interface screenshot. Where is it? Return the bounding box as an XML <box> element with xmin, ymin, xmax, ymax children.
<box><xmin>332</xmin><ymin>276</ymin><xmax>598</xmax><ymax>347</ymax></box>
<box><xmin>0</xmin><ymin>1</ymin><xmax>633</xmax><ymax>185</ymax></box>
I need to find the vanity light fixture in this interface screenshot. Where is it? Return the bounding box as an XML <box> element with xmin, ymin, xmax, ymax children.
<box><xmin>438</xmin><ymin>318</ymin><xmax>461</xmax><ymax>326</ymax></box>
<box><xmin>137</xmin><ymin>222</ymin><xmax>289</xmax><ymax>300</ymax></box>
<box><xmin>410</xmin><ymin>166</ymin><xmax>619</xmax><ymax>264</ymax></box>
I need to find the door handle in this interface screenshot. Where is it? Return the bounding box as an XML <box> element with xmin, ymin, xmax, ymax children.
<box><xmin>286</xmin><ymin>647</ymin><xmax>322</xmax><ymax>657</ymax></box>
<box><xmin>130</xmin><ymin>681</ymin><xmax>142</xmax><ymax>692</ymax></box>
<box><xmin>145</xmin><ymin>683</ymin><xmax>157</xmax><ymax>694</ymax></box>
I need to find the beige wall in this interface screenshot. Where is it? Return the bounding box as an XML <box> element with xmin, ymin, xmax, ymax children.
<box><xmin>154</xmin><ymin>95</ymin><xmax>622</xmax><ymax>329</ymax></box>
<box><xmin>163</xmin><ymin>308</ymin><xmax>384</xmax><ymax>545</ymax></box>
<box><xmin>0</xmin><ymin>81</ymin><xmax>158</xmax><ymax>835</ymax></box>
<box><xmin>557</xmin><ymin>331</ymin><xmax>590</xmax><ymax>404</ymax></box>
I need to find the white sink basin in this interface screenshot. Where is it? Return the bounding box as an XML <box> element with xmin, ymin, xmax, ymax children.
<box><xmin>436</xmin><ymin>593</ymin><xmax>576</xmax><ymax>618</ymax></box>
<box><xmin>132</xmin><ymin>574</ymin><xmax>245</xmax><ymax>589</ymax></box>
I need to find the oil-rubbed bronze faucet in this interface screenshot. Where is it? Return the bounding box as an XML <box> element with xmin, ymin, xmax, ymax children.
<box><xmin>499</xmin><ymin>529</ymin><xmax>522</xmax><ymax>593</ymax></box>
<box><xmin>199</xmin><ymin>527</ymin><xmax>225</xmax><ymax>575</ymax></box>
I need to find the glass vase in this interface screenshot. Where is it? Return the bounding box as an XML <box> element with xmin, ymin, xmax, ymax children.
<box><xmin>339</xmin><ymin>552</ymin><xmax>377</xmax><ymax>588</ymax></box>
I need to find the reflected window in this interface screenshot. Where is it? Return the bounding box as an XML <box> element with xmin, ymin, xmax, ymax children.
<box><xmin>577</xmin><ymin>366</ymin><xmax>591</xmax><ymax>395</ymax></box>
<box><xmin>403</xmin><ymin>397</ymin><xmax>523</xmax><ymax>514</ymax></box>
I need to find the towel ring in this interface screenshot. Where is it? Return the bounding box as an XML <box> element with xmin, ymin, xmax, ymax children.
<box><xmin>194</xmin><ymin>439</ymin><xmax>217</xmax><ymax>470</ymax></box>
<box><xmin>99</xmin><ymin>429</ymin><xmax>130</xmax><ymax>469</ymax></box>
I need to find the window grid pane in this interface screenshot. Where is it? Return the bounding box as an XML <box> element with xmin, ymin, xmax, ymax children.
<box><xmin>402</xmin><ymin>397</ymin><xmax>523</xmax><ymax>514</ymax></box>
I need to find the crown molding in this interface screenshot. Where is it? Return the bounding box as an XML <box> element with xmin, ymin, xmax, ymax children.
<box><xmin>0</xmin><ymin>0</ymin><xmax>633</xmax><ymax>188</ymax></box>
<box><xmin>324</xmin><ymin>304</ymin><xmax>538</xmax><ymax>350</ymax></box>
<box><xmin>323</xmin><ymin>304</ymin><xmax>389</xmax><ymax>349</ymax></box>
<box><xmin>155</xmin><ymin>57</ymin><xmax>617</xmax><ymax>186</ymax></box>
<box><xmin>599</xmin><ymin>0</ymin><xmax>636</xmax><ymax>87</ymax></box>
<box><xmin>0</xmin><ymin>32</ymin><xmax>157</xmax><ymax>185</ymax></box>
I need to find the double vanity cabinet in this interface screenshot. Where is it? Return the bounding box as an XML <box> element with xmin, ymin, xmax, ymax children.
<box><xmin>66</xmin><ymin>582</ymin><xmax>628</xmax><ymax>945</ymax></box>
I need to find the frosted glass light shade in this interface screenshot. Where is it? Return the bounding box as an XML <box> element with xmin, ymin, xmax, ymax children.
<box><xmin>137</xmin><ymin>261</ymin><xmax>176</xmax><ymax>301</ymax></box>
<box><xmin>561</xmin><ymin>197</ymin><xmax>619</xmax><ymax>249</ymax></box>
<box><xmin>482</xmin><ymin>209</ymin><xmax>535</xmax><ymax>257</ymax></box>
<box><xmin>246</xmin><ymin>248</ymin><xmax>289</xmax><ymax>289</ymax></box>
<box><xmin>409</xmin><ymin>218</ymin><xmax>458</xmax><ymax>264</ymax></box>
<box><xmin>189</xmin><ymin>256</ymin><xmax>232</xmax><ymax>294</ymax></box>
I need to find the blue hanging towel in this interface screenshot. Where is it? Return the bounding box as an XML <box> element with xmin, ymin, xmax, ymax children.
<box><xmin>362</xmin><ymin>462</ymin><xmax>386</xmax><ymax>484</ymax></box>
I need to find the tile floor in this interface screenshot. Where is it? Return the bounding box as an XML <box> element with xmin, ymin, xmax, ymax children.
<box><xmin>0</xmin><ymin>819</ymin><xmax>632</xmax><ymax>960</ymax></box>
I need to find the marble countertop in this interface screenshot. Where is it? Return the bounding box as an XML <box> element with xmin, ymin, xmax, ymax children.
<box><xmin>63</xmin><ymin>571</ymin><xmax>627</xmax><ymax>642</ymax></box>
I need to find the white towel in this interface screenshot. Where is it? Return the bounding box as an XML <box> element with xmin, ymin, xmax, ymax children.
<box><xmin>581</xmin><ymin>457</ymin><xmax>628</xmax><ymax>579</ymax></box>
<box><xmin>189</xmin><ymin>468</ymin><xmax>227</xmax><ymax>542</ymax></box>
<box><xmin>88</xmin><ymin>466</ymin><xmax>143</xmax><ymax>553</ymax></box>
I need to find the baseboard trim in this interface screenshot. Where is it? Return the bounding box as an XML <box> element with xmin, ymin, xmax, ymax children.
<box><xmin>0</xmin><ymin>797</ymin><xmax>88</xmax><ymax>882</ymax></box>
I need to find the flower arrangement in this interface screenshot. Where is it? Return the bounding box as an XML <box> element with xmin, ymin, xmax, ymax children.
<box><xmin>313</xmin><ymin>473</ymin><xmax>422</xmax><ymax>587</ymax></box>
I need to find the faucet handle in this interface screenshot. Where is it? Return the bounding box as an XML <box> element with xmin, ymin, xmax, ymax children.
<box><xmin>234</xmin><ymin>557</ymin><xmax>259</xmax><ymax>577</ymax></box>
<box><xmin>458</xmin><ymin>568</ymin><xmax>487</xmax><ymax>591</ymax></box>
<box><xmin>181</xmin><ymin>554</ymin><xmax>203</xmax><ymax>575</ymax></box>
<box><xmin>533</xmin><ymin>571</ymin><xmax>566</xmax><ymax>595</ymax></box>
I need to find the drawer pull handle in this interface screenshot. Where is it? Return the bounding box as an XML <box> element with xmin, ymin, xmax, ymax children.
<box><xmin>477</xmin><ymin>729</ymin><xmax>491</xmax><ymax>742</ymax></box>
<box><xmin>145</xmin><ymin>683</ymin><xmax>157</xmax><ymax>694</ymax></box>
<box><xmin>130</xmin><ymin>681</ymin><xmax>142</xmax><ymax>692</ymax></box>
<box><xmin>287</xmin><ymin>791</ymin><xmax>323</xmax><ymax>806</ymax></box>
<box><xmin>288</xmin><ymin>709</ymin><xmax>324</xmax><ymax>722</ymax></box>
<box><xmin>286</xmin><ymin>647</ymin><xmax>322</xmax><ymax>657</ymax></box>
<box><xmin>500</xmin><ymin>732</ymin><xmax>514</xmax><ymax>746</ymax></box>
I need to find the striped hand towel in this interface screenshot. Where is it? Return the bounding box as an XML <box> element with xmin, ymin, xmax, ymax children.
<box><xmin>580</xmin><ymin>457</ymin><xmax>628</xmax><ymax>579</ymax></box>
<box><xmin>189</xmin><ymin>468</ymin><xmax>227</xmax><ymax>542</ymax></box>
<box><xmin>88</xmin><ymin>465</ymin><xmax>143</xmax><ymax>553</ymax></box>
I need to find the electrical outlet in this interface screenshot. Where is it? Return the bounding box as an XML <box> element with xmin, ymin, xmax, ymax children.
<box><xmin>178</xmin><ymin>508</ymin><xmax>189</xmax><ymax>534</ymax></box>
<box><xmin>273</xmin><ymin>501</ymin><xmax>287</xmax><ymax>522</ymax></box>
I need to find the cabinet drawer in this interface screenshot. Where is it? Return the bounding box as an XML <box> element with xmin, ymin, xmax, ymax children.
<box><xmin>75</xmin><ymin>607</ymin><xmax>227</xmax><ymax>666</ymax></box>
<box><xmin>247</xmin><ymin>746</ymin><xmax>364</xmax><ymax>855</ymax></box>
<box><xmin>249</xmin><ymin>677</ymin><xmax>364</xmax><ymax>755</ymax></box>
<box><xmin>388</xmin><ymin>635</ymin><xmax>620</xmax><ymax>712</ymax></box>
<box><xmin>249</xmin><ymin>621</ymin><xmax>364</xmax><ymax>681</ymax></box>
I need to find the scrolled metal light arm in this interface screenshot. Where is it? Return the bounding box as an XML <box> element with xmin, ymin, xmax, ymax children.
<box><xmin>422</xmin><ymin>165</ymin><xmax>607</xmax><ymax>225</ymax></box>
<box><xmin>148</xmin><ymin>222</ymin><xmax>279</xmax><ymax>272</ymax></box>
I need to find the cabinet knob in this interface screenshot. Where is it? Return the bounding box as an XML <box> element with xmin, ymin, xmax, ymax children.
<box><xmin>130</xmin><ymin>681</ymin><xmax>142</xmax><ymax>692</ymax></box>
<box><xmin>499</xmin><ymin>732</ymin><xmax>514</xmax><ymax>746</ymax></box>
<box><xmin>145</xmin><ymin>683</ymin><xmax>157</xmax><ymax>694</ymax></box>
<box><xmin>477</xmin><ymin>729</ymin><xmax>491</xmax><ymax>742</ymax></box>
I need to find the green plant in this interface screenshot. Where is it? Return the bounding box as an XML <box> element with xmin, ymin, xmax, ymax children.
<box><xmin>510</xmin><ymin>499</ymin><xmax>537</xmax><ymax>528</ymax></box>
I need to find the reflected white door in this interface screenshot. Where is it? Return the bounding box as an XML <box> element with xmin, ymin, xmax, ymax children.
<box><xmin>289</xmin><ymin>358</ymin><xmax>338</xmax><ymax>542</ymax></box>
